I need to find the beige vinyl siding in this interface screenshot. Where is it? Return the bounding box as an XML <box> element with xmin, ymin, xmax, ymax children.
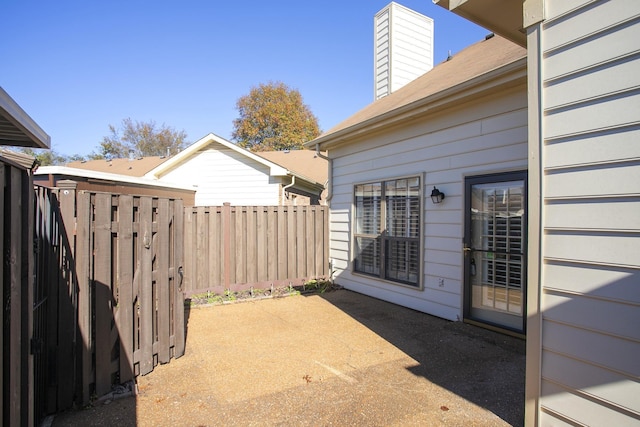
<box><xmin>329</xmin><ymin>85</ymin><xmax>527</xmax><ymax>321</ymax></box>
<box><xmin>159</xmin><ymin>146</ymin><xmax>280</xmax><ymax>206</ymax></box>
<box><xmin>538</xmin><ymin>0</ymin><xmax>640</xmax><ymax>424</ymax></box>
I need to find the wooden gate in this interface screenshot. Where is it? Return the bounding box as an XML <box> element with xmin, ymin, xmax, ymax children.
<box><xmin>33</xmin><ymin>182</ymin><xmax>185</xmax><ymax>413</ymax></box>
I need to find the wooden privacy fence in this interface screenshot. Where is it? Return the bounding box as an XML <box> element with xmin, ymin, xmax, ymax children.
<box><xmin>183</xmin><ymin>203</ymin><xmax>329</xmax><ymax>295</ymax></box>
<box><xmin>33</xmin><ymin>182</ymin><xmax>185</xmax><ymax>414</ymax></box>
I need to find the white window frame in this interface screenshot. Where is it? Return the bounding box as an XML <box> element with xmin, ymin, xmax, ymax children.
<box><xmin>352</xmin><ymin>174</ymin><xmax>423</xmax><ymax>289</ymax></box>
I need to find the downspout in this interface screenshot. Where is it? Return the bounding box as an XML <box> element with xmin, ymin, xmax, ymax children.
<box><xmin>315</xmin><ymin>143</ymin><xmax>334</xmax><ymax>283</ymax></box>
<box><xmin>282</xmin><ymin>175</ymin><xmax>295</xmax><ymax>204</ymax></box>
<box><xmin>315</xmin><ymin>143</ymin><xmax>332</xmax><ymax>203</ymax></box>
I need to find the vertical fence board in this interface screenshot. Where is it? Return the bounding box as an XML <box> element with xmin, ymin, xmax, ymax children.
<box><xmin>42</xmin><ymin>189</ymin><xmax>60</xmax><ymax>413</ymax></box>
<box><xmin>183</xmin><ymin>208</ymin><xmax>194</xmax><ymax>294</ymax></box>
<box><xmin>32</xmin><ymin>187</ymin><xmax>48</xmax><ymax>420</ymax></box>
<box><xmin>315</xmin><ymin>207</ymin><xmax>326</xmax><ymax>278</ymax></box>
<box><xmin>256</xmin><ymin>207</ymin><xmax>267</xmax><ymax>281</ymax></box>
<box><xmin>157</xmin><ymin>199</ymin><xmax>170</xmax><ymax>364</ymax></box>
<box><xmin>267</xmin><ymin>207</ymin><xmax>277</xmax><ymax>280</ymax></box>
<box><xmin>7</xmin><ymin>168</ymin><xmax>23</xmax><ymax>425</ymax></box>
<box><xmin>297</xmin><ymin>207</ymin><xmax>306</xmax><ymax>279</ymax></box>
<box><xmin>209</xmin><ymin>208</ymin><xmax>220</xmax><ymax>288</ymax></box>
<box><xmin>234</xmin><ymin>207</ymin><xmax>244</xmax><ymax>285</ymax></box>
<box><xmin>287</xmin><ymin>207</ymin><xmax>296</xmax><ymax>279</ymax></box>
<box><xmin>138</xmin><ymin>197</ymin><xmax>153</xmax><ymax>375</ymax></box>
<box><xmin>173</xmin><ymin>199</ymin><xmax>185</xmax><ymax>358</ymax></box>
<box><xmin>277</xmin><ymin>206</ymin><xmax>287</xmax><ymax>279</ymax></box>
<box><xmin>246</xmin><ymin>207</ymin><xmax>257</xmax><ymax>284</ymax></box>
<box><xmin>195</xmin><ymin>206</ymin><xmax>207</xmax><ymax>291</ymax></box>
<box><xmin>222</xmin><ymin>204</ymin><xmax>231</xmax><ymax>289</ymax></box>
<box><xmin>57</xmin><ymin>183</ymin><xmax>76</xmax><ymax>409</ymax></box>
<box><xmin>75</xmin><ymin>191</ymin><xmax>92</xmax><ymax>404</ymax></box>
<box><xmin>22</xmin><ymin>170</ymin><xmax>34</xmax><ymax>427</ymax></box>
<box><xmin>305</xmin><ymin>209</ymin><xmax>317</xmax><ymax>277</ymax></box>
<box><xmin>94</xmin><ymin>193</ymin><xmax>112</xmax><ymax>396</ymax></box>
<box><xmin>117</xmin><ymin>195</ymin><xmax>134</xmax><ymax>383</ymax></box>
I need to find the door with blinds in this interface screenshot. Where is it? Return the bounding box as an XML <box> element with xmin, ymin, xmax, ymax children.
<box><xmin>463</xmin><ymin>171</ymin><xmax>527</xmax><ymax>335</ymax></box>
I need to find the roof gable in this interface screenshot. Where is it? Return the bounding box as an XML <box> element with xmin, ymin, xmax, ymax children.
<box><xmin>145</xmin><ymin>133</ymin><xmax>288</xmax><ymax>179</ymax></box>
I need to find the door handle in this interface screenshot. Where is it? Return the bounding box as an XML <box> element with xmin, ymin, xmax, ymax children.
<box><xmin>463</xmin><ymin>245</ymin><xmax>472</xmax><ymax>254</ymax></box>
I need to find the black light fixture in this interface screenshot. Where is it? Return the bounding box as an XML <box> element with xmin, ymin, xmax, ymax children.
<box><xmin>430</xmin><ymin>186</ymin><xmax>445</xmax><ymax>204</ymax></box>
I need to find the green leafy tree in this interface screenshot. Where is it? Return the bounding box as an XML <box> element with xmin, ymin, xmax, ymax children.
<box><xmin>232</xmin><ymin>81</ymin><xmax>321</xmax><ymax>152</ymax></box>
<box><xmin>91</xmin><ymin>118</ymin><xmax>187</xmax><ymax>159</ymax></box>
<box><xmin>13</xmin><ymin>147</ymin><xmax>71</xmax><ymax>166</ymax></box>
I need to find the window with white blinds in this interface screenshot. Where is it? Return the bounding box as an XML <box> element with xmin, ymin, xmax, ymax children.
<box><xmin>354</xmin><ymin>176</ymin><xmax>421</xmax><ymax>287</ymax></box>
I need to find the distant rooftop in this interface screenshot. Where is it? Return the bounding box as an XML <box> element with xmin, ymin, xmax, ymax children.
<box><xmin>256</xmin><ymin>149</ymin><xmax>328</xmax><ymax>185</ymax></box>
<box><xmin>65</xmin><ymin>156</ymin><xmax>170</xmax><ymax>177</ymax></box>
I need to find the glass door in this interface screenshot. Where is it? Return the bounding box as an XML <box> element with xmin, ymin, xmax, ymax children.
<box><xmin>464</xmin><ymin>172</ymin><xmax>527</xmax><ymax>334</ymax></box>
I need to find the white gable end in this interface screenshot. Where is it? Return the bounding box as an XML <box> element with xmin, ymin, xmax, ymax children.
<box><xmin>158</xmin><ymin>145</ymin><xmax>280</xmax><ymax>206</ymax></box>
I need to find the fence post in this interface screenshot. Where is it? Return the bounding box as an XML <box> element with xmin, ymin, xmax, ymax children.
<box><xmin>56</xmin><ymin>180</ymin><xmax>78</xmax><ymax>409</ymax></box>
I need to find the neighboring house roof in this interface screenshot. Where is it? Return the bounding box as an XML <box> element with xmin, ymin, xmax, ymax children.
<box><xmin>34</xmin><ymin>166</ymin><xmax>196</xmax><ymax>191</ymax></box>
<box><xmin>0</xmin><ymin>86</ymin><xmax>50</xmax><ymax>149</ymax></box>
<box><xmin>257</xmin><ymin>149</ymin><xmax>328</xmax><ymax>186</ymax></box>
<box><xmin>306</xmin><ymin>34</ymin><xmax>526</xmax><ymax>150</ymax></box>
<box><xmin>145</xmin><ymin>133</ymin><xmax>326</xmax><ymax>188</ymax></box>
<box><xmin>65</xmin><ymin>156</ymin><xmax>170</xmax><ymax>177</ymax></box>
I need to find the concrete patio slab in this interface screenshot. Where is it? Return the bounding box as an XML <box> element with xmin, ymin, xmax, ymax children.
<box><xmin>52</xmin><ymin>289</ymin><xmax>525</xmax><ymax>426</ymax></box>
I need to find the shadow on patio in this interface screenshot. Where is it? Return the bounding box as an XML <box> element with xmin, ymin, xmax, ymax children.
<box><xmin>52</xmin><ymin>288</ymin><xmax>525</xmax><ymax>426</ymax></box>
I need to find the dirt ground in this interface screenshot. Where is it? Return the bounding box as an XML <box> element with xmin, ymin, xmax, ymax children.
<box><xmin>51</xmin><ymin>289</ymin><xmax>525</xmax><ymax>426</ymax></box>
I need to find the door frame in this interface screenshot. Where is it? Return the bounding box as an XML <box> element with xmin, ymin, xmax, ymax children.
<box><xmin>463</xmin><ymin>170</ymin><xmax>528</xmax><ymax>336</ymax></box>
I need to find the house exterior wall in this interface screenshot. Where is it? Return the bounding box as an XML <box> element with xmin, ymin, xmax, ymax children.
<box><xmin>158</xmin><ymin>145</ymin><xmax>280</xmax><ymax>206</ymax></box>
<box><xmin>530</xmin><ymin>1</ymin><xmax>640</xmax><ymax>424</ymax></box>
<box><xmin>374</xmin><ymin>2</ymin><xmax>434</xmax><ymax>99</ymax></box>
<box><xmin>329</xmin><ymin>83</ymin><xmax>527</xmax><ymax>321</ymax></box>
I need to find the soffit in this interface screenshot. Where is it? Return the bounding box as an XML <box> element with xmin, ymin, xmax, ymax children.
<box><xmin>0</xmin><ymin>87</ymin><xmax>50</xmax><ymax>149</ymax></box>
<box><xmin>434</xmin><ymin>0</ymin><xmax>526</xmax><ymax>47</ymax></box>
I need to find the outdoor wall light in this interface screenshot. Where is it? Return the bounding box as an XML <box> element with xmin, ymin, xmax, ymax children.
<box><xmin>431</xmin><ymin>186</ymin><xmax>445</xmax><ymax>204</ymax></box>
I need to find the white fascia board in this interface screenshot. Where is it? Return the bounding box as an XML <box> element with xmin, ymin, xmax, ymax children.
<box><xmin>145</xmin><ymin>132</ymin><xmax>288</xmax><ymax>178</ymax></box>
<box><xmin>36</xmin><ymin>166</ymin><xmax>196</xmax><ymax>191</ymax></box>
<box><xmin>0</xmin><ymin>86</ymin><xmax>51</xmax><ymax>149</ymax></box>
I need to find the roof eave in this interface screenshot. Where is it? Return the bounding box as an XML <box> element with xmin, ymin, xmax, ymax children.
<box><xmin>433</xmin><ymin>0</ymin><xmax>527</xmax><ymax>47</ymax></box>
<box><xmin>306</xmin><ymin>57</ymin><xmax>527</xmax><ymax>151</ymax></box>
<box><xmin>287</xmin><ymin>171</ymin><xmax>325</xmax><ymax>191</ymax></box>
<box><xmin>0</xmin><ymin>87</ymin><xmax>51</xmax><ymax>149</ymax></box>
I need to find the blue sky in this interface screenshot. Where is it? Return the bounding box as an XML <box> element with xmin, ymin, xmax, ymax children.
<box><xmin>1</xmin><ymin>1</ymin><xmax>487</xmax><ymax>157</ymax></box>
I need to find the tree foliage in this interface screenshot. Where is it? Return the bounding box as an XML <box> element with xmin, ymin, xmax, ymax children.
<box><xmin>91</xmin><ymin>118</ymin><xmax>187</xmax><ymax>159</ymax></box>
<box><xmin>232</xmin><ymin>81</ymin><xmax>321</xmax><ymax>152</ymax></box>
<box><xmin>13</xmin><ymin>147</ymin><xmax>70</xmax><ymax>166</ymax></box>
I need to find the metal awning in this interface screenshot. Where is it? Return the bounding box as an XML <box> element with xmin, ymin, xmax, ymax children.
<box><xmin>0</xmin><ymin>87</ymin><xmax>50</xmax><ymax>149</ymax></box>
